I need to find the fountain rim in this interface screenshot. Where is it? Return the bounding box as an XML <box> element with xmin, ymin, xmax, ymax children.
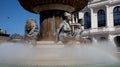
<box><xmin>18</xmin><ymin>0</ymin><xmax>89</xmax><ymax>13</ymax></box>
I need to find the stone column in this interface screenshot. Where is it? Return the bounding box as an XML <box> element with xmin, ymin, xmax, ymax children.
<box><xmin>90</xmin><ymin>8</ymin><xmax>98</xmax><ymax>29</ymax></box>
<box><xmin>106</xmin><ymin>5</ymin><xmax>114</xmax><ymax>28</ymax></box>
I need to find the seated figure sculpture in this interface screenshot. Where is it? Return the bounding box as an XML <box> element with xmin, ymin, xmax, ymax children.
<box><xmin>56</xmin><ymin>12</ymin><xmax>91</xmax><ymax>44</ymax></box>
<box><xmin>25</xmin><ymin>18</ymin><xmax>39</xmax><ymax>45</ymax></box>
<box><xmin>56</xmin><ymin>12</ymin><xmax>72</xmax><ymax>44</ymax></box>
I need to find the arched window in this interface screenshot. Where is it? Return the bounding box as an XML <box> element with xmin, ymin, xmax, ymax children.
<box><xmin>84</xmin><ymin>12</ymin><xmax>91</xmax><ymax>29</ymax></box>
<box><xmin>97</xmin><ymin>9</ymin><xmax>106</xmax><ymax>27</ymax></box>
<box><xmin>113</xmin><ymin>6</ymin><xmax>120</xmax><ymax>26</ymax></box>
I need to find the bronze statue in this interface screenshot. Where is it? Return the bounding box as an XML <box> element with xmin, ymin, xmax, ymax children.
<box><xmin>25</xmin><ymin>18</ymin><xmax>39</xmax><ymax>45</ymax></box>
<box><xmin>56</xmin><ymin>12</ymin><xmax>72</xmax><ymax>43</ymax></box>
<box><xmin>56</xmin><ymin>12</ymin><xmax>91</xmax><ymax>44</ymax></box>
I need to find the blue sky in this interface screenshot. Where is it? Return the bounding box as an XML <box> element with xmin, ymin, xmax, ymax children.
<box><xmin>0</xmin><ymin>0</ymin><xmax>40</xmax><ymax>35</ymax></box>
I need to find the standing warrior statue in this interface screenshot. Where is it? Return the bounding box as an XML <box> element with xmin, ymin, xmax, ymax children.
<box><xmin>25</xmin><ymin>18</ymin><xmax>39</xmax><ymax>45</ymax></box>
<box><xmin>56</xmin><ymin>12</ymin><xmax>72</xmax><ymax>44</ymax></box>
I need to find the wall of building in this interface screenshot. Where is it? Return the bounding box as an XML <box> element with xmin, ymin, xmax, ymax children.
<box><xmin>79</xmin><ymin>0</ymin><xmax>120</xmax><ymax>47</ymax></box>
<box><xmin>0</xmin><ymin>36</ymin><xmax>10</xmax><ymax>43</ymax></box>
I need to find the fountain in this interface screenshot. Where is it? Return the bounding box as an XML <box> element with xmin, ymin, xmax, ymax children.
<box><xmin>0</xmin><ymin>0</ymin><xmax>120</xmax><ymax>67</ymax></box>
<box><xmin>0</xmin><ymin>21</ymin><xmax>120</xmax><ymax>66</ymax></box>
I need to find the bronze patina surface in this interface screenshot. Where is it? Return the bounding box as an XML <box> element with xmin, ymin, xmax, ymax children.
<box><xmin>18</xmin><ymin>0</ymin><xmax>88</xmax><ymax>13</ymax></box>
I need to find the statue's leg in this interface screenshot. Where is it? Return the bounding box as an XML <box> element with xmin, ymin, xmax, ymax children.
<box><xmin>31</xmin><ymin>39</ymin><xmax>37</xmax><ymax>46</ymax></box>
<box><xmin>61</xmin><ymin>36</ymin><xmax>73</xmax><ymax>45</ymax></box>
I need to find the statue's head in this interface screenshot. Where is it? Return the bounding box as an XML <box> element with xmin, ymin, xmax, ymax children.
<box><xmin>25</xmin><ymin>19</ymin><xmax>32</xmax><ymax>31</ymax></box>
<box><xmin>25</xmin><ymin>18</ymin><xmax>38</xmax><ymax>33</ymax></box>
<box><xmin>25</xmin><ymin>18</ymin><xmax>39</xmax><ymax>40</ymax></box>
<box><xmin>63</xmin><ymin>12</ymin><xmax>71</xmax><ymax>21</ymax></box>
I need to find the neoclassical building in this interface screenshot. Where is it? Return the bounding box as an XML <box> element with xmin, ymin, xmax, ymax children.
<box><xmin>79</xmin><ymin>0</ymin><xmax>120</xmax><ymax>46</ymax></box>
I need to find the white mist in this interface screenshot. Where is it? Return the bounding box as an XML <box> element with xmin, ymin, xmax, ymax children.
<box><xmin>0</xmin><ymin>41</ymin><xmax>118</xmax><ymax>65</ymax></box>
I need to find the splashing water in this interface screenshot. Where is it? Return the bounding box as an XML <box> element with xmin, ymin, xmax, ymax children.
<box><xmin>0</xmin><ymin>41</ymin><xmax>119</xmax><ymax>66</ymax></box>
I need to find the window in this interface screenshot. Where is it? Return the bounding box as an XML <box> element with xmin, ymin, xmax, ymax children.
<box><xmin>113</xmin><ymin>6</ymin><xmax>120</xmax><ymax>26</ymax></box>
<box><xmin>97</xmin><ymin>9</ymin><xmax>106</xmax><ymax>27</ymax></box>
<box><xmin>84</xmin><ymin>12</ymin><xmax>91</xmax><ymax>29</ymax></box>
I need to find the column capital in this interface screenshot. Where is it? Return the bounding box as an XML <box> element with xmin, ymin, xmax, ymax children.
<box><xmin>90</xmin><ymin>8</ymin><xmax>93</xmax><ymax>11</ymax></box>
<box><xmin>105</xmin><ymin>5</ymin><xmax>109</xmax><ymax>8</ymax></box>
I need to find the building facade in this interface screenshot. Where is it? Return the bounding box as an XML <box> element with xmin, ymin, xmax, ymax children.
<box><xmin>79</xmin><ymin>0</ymin><xmax>120</xmax><ymax>47</ymax></box>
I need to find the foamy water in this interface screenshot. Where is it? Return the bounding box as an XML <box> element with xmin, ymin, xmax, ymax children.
<box><xmin>0</xmin><ymin>42</ymin><xmax>119</xmax><ymax>65</ymax></box>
